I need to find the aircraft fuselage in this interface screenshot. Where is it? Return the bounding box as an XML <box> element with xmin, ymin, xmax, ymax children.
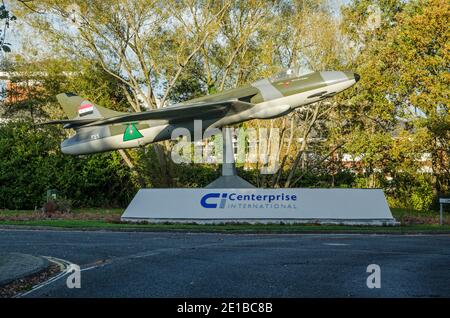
<box><xmin>61</xmin><ymin>70</ymin><xmax>359</xmax><ymax>155</ymax></box>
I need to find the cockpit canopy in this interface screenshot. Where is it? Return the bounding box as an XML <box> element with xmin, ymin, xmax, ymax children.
<box><xmin>269</xmin><ymin>66</ymin><xmax>314</xmax><ymax>82</ymax></box>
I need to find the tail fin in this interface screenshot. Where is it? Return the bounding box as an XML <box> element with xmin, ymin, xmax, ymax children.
<box><xmin>56</xmin><ymin>93</ymin><xmax>126</xmax><ymax>120</ymax></box>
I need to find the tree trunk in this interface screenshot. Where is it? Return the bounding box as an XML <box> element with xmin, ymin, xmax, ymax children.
<box><xmin>284</xmin><ymin>104</ymin><xmax>320</xmax><ymax>187</ymax></box>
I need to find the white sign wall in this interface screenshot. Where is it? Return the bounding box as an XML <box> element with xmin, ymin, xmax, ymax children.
<box><xmin>121</xmin><ymin>188</ymin><xmax>395</xmax><ymax>224</ymax></box>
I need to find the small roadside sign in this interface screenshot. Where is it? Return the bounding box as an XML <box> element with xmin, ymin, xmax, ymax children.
<box><xmin>439</xmin><ymin>198</ymin><xmax>450</xmax><ymax>225</ymax></box>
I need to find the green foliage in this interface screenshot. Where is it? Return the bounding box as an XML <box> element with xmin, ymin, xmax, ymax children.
<box><xmin>387</xmin><ymin>174</ymin><xmax>434</xmax><ymax>211</ymax></box>
<box><xmin>52</xmin><ymin>196</ymin><xmax>73</xmax><ymax>213</ymax></box>
<box><xmin>335</xmin><ymin>0</ymin><xmax>449</xmax><ymax>208</ymax></box>
<box><xmin>133</xmin><ymin>146</ymin><xmax>220</xmax><ymax>188</ymax></box>
<box><xmin>166</xmin><ymin>60</ymin><xmax>207</xmax><ymax>103</ymax></box>
<box><xmin>0</xmin><ymin>121</ymin><xmax>137</xmax><ymax>209</ymax></box>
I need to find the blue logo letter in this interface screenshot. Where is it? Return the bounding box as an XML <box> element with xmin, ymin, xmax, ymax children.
<box><xmin>201</xmin><ymin>193</ymin><xmax>221</xmax><ymax>208</ymax></box>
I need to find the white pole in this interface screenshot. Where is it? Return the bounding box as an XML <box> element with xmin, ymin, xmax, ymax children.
<box><xmin>222</xmin><ymin>127</ymin><xmax>237</xmax><ymax>176</ymax></box>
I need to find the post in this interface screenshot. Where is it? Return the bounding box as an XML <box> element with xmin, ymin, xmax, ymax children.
<box><xmin>439</xmin><ymin>198</ymin><xmax>450</xmax><ymax>226</ymax></box>
<box><xmin>205</xmin><ymin>127</ymin><xmax>254</xmax><ymax>188</ymax></box>
<box><xmin>222</xmin><ymin>127</ymin><xmax>237</xmax><ymax>176</ymax></box>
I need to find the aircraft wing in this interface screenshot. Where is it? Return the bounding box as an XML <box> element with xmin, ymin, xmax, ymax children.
<box><xmin>43</xmin><ymin>99</ymin><xmax>254</xmax><ymax>129</ymax></box>
<box><xmin>41</xmin><ymin>118</ymin><xmax>100</xmax><ymax>127</ymax></box>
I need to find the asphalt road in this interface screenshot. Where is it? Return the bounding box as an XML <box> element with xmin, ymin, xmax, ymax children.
<box><xmin>0</xmin><ymin>229</ymin><xmax>449</xmax><ymax>297</ymax></box>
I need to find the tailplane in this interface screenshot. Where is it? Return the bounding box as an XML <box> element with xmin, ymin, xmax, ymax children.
<box><xmin>56</xmin><ymin>93</ymin><xmax>126</xmax><ymax>120</ymax></box>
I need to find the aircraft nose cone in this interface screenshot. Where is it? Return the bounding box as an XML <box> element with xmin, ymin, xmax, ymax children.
<box><xmin>320</xmin><ymin>71</ymin><xmax>348</xmax><ymax>84</ymax></box>
<box><xmin>354</xmin><ymin>73</ymin><xmax>360</xmax><ymax>82</ymax></box>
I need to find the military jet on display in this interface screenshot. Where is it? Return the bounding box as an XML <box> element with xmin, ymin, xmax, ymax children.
<box><xmin>44</xmin><ymin>68</ymin><xmax>360</xmax><ymax>155</ymax></box>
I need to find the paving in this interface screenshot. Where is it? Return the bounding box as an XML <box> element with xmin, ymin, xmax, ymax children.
<box><xmin>0</xmin><ymin>252</ymin><xmax>49</xmax><ymax>286</ymax></box>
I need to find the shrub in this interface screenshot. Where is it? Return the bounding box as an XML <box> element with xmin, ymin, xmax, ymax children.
<box><xmin>0</xmin><ymin>121</ymin><xmax>137</xmax><ymax>209</ymax></box>
<box><xmin>410</xmin><ymin>175</ymin><xmax>434</xmax><ymax>211</ymax></box>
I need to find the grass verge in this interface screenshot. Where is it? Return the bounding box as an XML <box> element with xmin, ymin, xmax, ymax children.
<box><xmin>0</xmin><ymin>208</ymin><xmax>448</xmax><ymax>234</ymax></box>
<box><xmin>0</xmin><ymin>219</ymin><xmax>450</xmax><ymax>234</ymax></box>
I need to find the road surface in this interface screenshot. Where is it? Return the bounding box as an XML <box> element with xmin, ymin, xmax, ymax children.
<box><xmin>0</xmin><ymin>229</ymin><xmax>449</xmax><ymax>297</ymax></box>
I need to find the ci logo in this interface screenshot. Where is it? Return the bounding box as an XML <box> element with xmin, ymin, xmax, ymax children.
<box><xmin>200</xmin><ymin>193</ymin><xmax>227</xmax><ymax>208</ymax></box>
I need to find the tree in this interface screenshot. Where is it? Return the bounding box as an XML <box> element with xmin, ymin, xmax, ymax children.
<box><xmin>336</xmin><ymin>0</ymin><xmax>449</xmax><ymax>208</ymax></box>
<box><xmin>0</xmin><ymin>0</ymin><xmax>18</xmax><ymax>54</ymax></box>
<box><xmin>13</xmin><ymin>0</ymin><xmax>237</xmax><ymax>186</ymax></box>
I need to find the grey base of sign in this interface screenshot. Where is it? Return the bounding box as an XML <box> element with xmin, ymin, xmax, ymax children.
<box><xmin>206</xmin><ymin>175</ymin><xmax>255</xmax><ymax>188</ymax></box>
<box><xmin>121</xmin><ymin>217</ymin><xmax>398</xmax><ymax>226</ymax></box>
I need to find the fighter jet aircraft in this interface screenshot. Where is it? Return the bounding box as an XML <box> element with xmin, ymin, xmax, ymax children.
<box><xmin>44</xmin><ymin>68</ymin><xmax>359</xmax><ymax>155</ymax></box>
